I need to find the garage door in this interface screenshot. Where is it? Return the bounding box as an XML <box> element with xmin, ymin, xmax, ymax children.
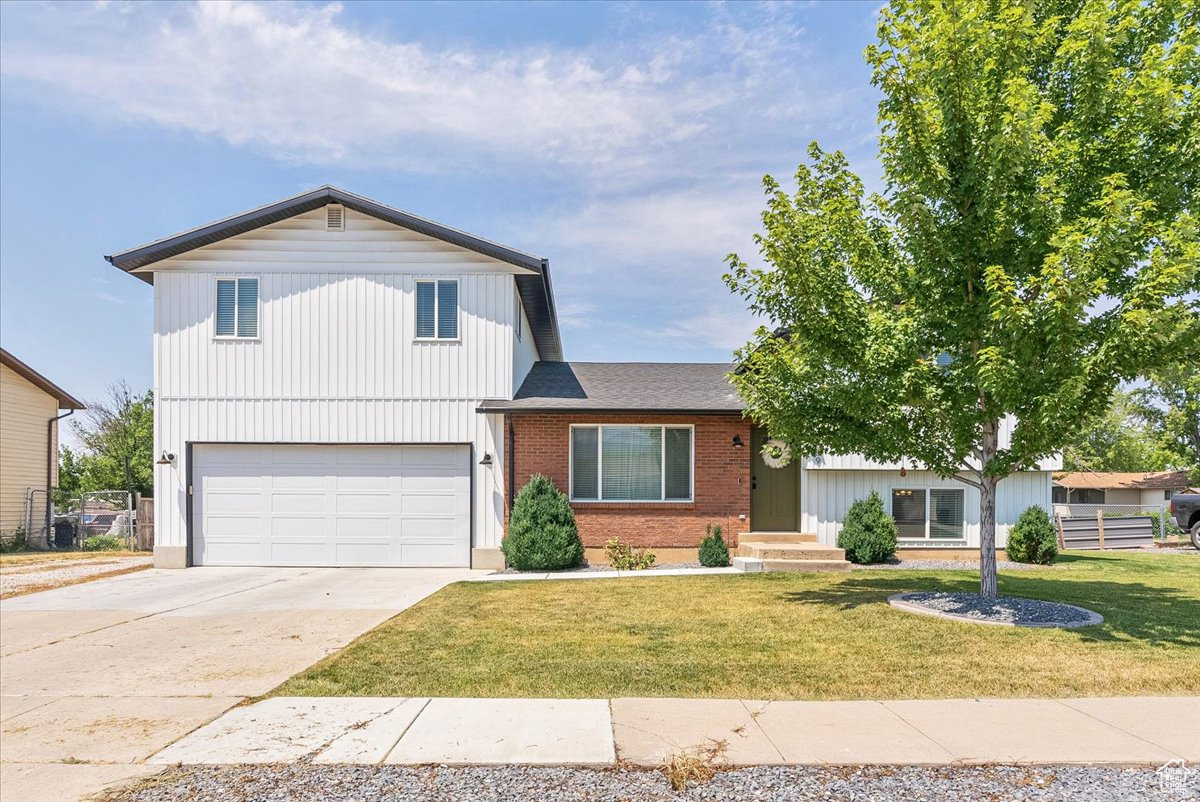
<box><xmin>192</xmin><ymin>444</ymin><xmax>470</xmax><ymax>567</ymax></box>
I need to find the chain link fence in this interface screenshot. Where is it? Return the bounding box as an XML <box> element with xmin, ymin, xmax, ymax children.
<box><xmin>50</xmin><ymin>490</ymin><xmax>136</xmax><ymax>551</ymax></box>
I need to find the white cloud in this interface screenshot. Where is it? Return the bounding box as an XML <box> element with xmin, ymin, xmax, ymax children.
<box><xmin>1</xmin><ymin>1</ymin><xmax>729</xmax><ymax>170</ymax></box>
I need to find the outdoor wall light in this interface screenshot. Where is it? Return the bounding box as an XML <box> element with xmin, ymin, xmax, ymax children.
<box><xmin>732</xmin><ymin>435</ymin><xmax>744</xmax><ymax>448</ymax></box>
<box><xmin>479</xmin><ymin>452</ymin><xmax>493</xmax><ymax>466</ymax></box>
<box><xmin>157</xmin><ymin>451</ymin><xmax>176</xmax><ymax>465</ymax></box>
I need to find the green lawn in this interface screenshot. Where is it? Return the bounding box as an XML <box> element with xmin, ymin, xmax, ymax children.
<box><xmin>274</xmin><ymin>551</ymin><xmax>1200</xmax><ymax>700</ymax></box>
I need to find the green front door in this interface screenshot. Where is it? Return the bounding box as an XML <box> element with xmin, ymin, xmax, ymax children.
<box><xmin>750</xmin><ymin>426</ymin><xmax>799</xmax><ymax>531</ymax></box>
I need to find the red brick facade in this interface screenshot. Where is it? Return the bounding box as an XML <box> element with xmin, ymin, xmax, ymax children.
<box><xmin>508</xmin><ymin>413</ymin><xmax>751</xmax><ymax>548</ymax></box>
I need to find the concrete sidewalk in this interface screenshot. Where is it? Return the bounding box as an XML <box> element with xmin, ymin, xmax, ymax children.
<box><xmin>151</xmin><ymin>695</ymin><xmax>1198</xmax><ymax>768</ymax></box>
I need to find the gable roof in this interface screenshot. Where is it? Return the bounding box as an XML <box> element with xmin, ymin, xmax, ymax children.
<box><xmin>105</xmin><ymin>185</ymin><xmax>562</xmax><ymax>361</ymax></box>
<box><xmin>478</xmin><ymin>361</ymin><xmax>745</xmax><ymax>414</ymax></box>
<box><xmin>1052</xmin><ymin>470</ymin><xmax>1192</xmax><ymax>490</ymax></box>
<box><xmin>0</xmin><ymin>349</ymin><xmax>85</xmax><ymax>409</ymax></box>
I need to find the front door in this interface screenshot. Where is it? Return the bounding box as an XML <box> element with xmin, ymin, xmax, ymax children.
<box><xmin>750</xmin><ymin>426</ymin><xmax>799</xmax><ymax>531</ymax></box>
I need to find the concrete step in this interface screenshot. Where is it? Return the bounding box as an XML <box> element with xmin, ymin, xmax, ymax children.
<box><xmin>732</xmin><ymin>557</ymin><xmax>763</xmax><ymax>573</ymax></box>
<box><xmin>738</xmin><ymin>543</ymin><xmax>846</xmax><ymax>561</ymax></box>
<box><xmin>760</xmin><ymin>558</ymin><xmax>851</xmax><ymax>573</ymax></box>
<box><xmin>735</xmin><ymin>531</ymin><xmax>818</xmax><ymax>544</ymax></box>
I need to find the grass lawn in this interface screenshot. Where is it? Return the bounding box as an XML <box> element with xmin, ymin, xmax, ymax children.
<box><xmin>0</xmin><ymin>550</ymin><xmax>145</xmax><ymax>566</ymax></box>
<box><xmin>274</xmin><ymin>552</ymin><xmax>1200</xmax><ymax>700</ymax></box>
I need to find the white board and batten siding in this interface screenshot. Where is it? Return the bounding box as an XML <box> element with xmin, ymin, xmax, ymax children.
<box><xmin>801</xmin><ymin>469</ymin><xmax>1052</xmax><ymax>547</ymax></box>
<box><xmin>150</xmin><ymin>208</ymin><xmax>530</xmax><ymax>564</ymax></box>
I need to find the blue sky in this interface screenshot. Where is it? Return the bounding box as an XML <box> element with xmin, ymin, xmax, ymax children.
<box><xmin>0</xmin><ymin>0</ymin><xmax>884</xmax><ymax>408</ymax></box>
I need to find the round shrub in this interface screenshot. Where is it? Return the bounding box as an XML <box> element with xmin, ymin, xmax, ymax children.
<box><xmin>837</xmin><ymin>490</ymin><xmax>898</xmax><ymax>564</ymax></box>
<box><xmin>698</xmin><ymin>524</ymin><xmax>731</xmax><ymax>567</ymax></box>
<box><xmin>502</xmin><ymin>474</ymin><xmax>584</xmax><ymax>571</ymax></box>
<box><xmin>1005</xmin><ymin>506</ymin><xmax>1058</xmax><ymax>564</ymax></box>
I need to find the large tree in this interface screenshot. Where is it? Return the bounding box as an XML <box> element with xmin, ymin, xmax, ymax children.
<box><xmin>1062</xmin><ymin>389</ymin><xmax>1172</xmax><ymax>472</ymax></box>
<box><xmin>1135</xmin><ymin>362</ymin><xmax>1200</xmax><ymax>478</ymax></box>
<box><xmin>726</xmin><ymin>0</ymin><xmax>1198</xmax><ymax>596</ymax></box>
<box><xmin>69</xmin><ymin>382</ymin><xmax>154</xmax><ymax>500</ymax></box>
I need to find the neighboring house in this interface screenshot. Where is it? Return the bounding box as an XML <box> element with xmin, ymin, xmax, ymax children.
<box><xmin>1052</xmin><ymin>470</ymin><xmax>1193</xmax><ymax>507</ymax></box>
<box><xmin>0</xmin><ymin>349</ymin><xmax>85</xmax><ymax>544</ymax></box>
<box><xmin>108</xmin><ymin>186</ymin><xmax>1057</xmax><ymax>570</ymax></box>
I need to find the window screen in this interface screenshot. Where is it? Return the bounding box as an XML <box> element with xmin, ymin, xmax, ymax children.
<box><xmin>664</xmin><ymin>427</ymin><xmax>692</xmax><ymax>500</ymax></box>
<box><xmin>602</xmin><ymin>426</ymin><xmax>662</xmax><ymax>501</ymax></box>
<box><xmin>437</xmin><ymin>280</ymin><xmax>458</xmax><ymax>339</ymax></box>
<box><xmin>929</xmin><ymin>488</ymin><xmax>964</xmax><ymax>539</ymax></box>
<box><xmin>415</xmin><ymin>282</ymin><xmax>436</xmax><ymax>338</ymax></box>
<box><xmin>215</xmin><ymin>279</ymin><xmax>236</xmax><ymax>336</ymax></box>
<box><xmin>571</xmin><ymin>427</ymin><xmax>599</xmax><ymax>500</ymax></box>
<box><xmin>891</xmin><ymin>489</ymin><xmax>927</xmax><ymax>539</ymax></box>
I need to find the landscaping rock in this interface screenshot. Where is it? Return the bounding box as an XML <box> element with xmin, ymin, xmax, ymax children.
<box><xmin>889</xmin><ymin>591</ymin><xmax>1103</xmax><ymax>628</ymax></box>
<box><xmin>98</xmin><ymin>764</ymin><xmax>1185</xmax><ymax>801</ymax></box>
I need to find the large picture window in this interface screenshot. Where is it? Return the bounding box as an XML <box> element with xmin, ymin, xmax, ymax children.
<box><xmin>890</xmin><ymin>487</ymin><xmax>965</xmax><ymax>540</ymax></box>
<box><xmin>570</xmin><ymin>425</ymin><xmax>693</xmax><ymax>502</ymax></box>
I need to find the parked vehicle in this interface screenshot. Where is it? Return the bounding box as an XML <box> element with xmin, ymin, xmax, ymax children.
<box><xmin>1169</xmin><ymin>493</ymin><xmax>1200</xmax><ymax>549</ymax></box>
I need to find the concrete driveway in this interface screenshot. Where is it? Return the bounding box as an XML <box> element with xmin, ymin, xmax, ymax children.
<box><xmin>0</xmin><ymin>566</ymin><xmax>477</xmax><ymax>801</ymax></box>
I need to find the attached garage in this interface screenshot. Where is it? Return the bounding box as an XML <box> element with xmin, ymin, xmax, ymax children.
<box><xmin>191</xmin><ymin>444</ymin><xmax>471</xmax><ymax>567</ymax></box>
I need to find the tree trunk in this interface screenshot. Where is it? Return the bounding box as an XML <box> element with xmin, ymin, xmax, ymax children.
<box><xmin>979</xmin><ymin>474</ymin><xmax>998</xmax><ymax>598</ymax></box>
<box><xmin>978</xmin><ymin>418</ymin><xmax>999</xmax><ymax>598</ymax></box>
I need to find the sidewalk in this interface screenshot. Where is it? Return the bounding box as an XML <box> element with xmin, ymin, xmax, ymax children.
<box><xmin>151</xmin><ymin>696</ymin><xmax>1197</xmax><ymax>768</ymax></box>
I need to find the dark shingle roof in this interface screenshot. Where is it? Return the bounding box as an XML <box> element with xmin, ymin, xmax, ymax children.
<box><xmin>478</xmin><ymin>362</ymin><xmax>745</xmax><ymax>413</ymax></box>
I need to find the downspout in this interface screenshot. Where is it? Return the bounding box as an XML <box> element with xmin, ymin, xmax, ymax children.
<box><xmin>506</xmin><ymin>412</ymin><xmax>516</xmax><ymax>515</ymax></box>
<box><xmin>46</xmin><ymin>409</ymin><xmax>74</xmax><ymax>548</ymax></box>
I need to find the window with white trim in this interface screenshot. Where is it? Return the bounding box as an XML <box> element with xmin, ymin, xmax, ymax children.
<box><xmin>214</xmin><ymin>277</ymin><xmax>259</xmax><ymax>338</ymax></box>
<box><xmin>891</xmin><ymin>487</ymin><xmax>965</xmax><ymax>540</ymax></box>
<box><xmin>514</xmin><ymin>292</ymin><xmax>523</xmax><ymax>341</ymax></box>
<box><xmin>415</xmin><ymin>279</ymin><xmax>458</xmax><ymax>340</ymax></box>
<box><xmin>570</xmin><ymin>424</ymin><xmax>693</xmax><ymax>502</ymax></box>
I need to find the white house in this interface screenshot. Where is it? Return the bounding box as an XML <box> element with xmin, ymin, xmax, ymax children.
<box><xmin>109</xmin><ymin>187</ymin><xmax>555</xmax><ymax>569</ymax></box>
<box><xmin>110</xmin><ymin>186</ymin><xmax>1057</xmax><ymax>570</ymax></box>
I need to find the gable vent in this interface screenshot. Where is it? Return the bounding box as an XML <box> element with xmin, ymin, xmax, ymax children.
<box><xmin>325</xmin><ymin>204</ymin><xmax>345</xmax><ymax>231</ymax></box>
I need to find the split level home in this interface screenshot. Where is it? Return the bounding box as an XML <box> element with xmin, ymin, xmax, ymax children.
<box><xmin>0</xmin><ymin>349</ymin><xmax>84</xmax><ymax>545</ymax></box>
<box><xmin>107</xmin><ymin>186</ymin><xmax>1058</xmax><ymax>570</ymax></box>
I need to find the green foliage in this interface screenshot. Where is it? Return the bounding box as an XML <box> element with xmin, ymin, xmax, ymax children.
<box><xmin>1062</xmin><ymin>390</ymin><xmax>1173</xmax><ymax>472</ymax></box>
<box><xmin>0</xmin><ymin>528</ymin><xmax>28</xmax><ymax>553</ymax></box>
<box><xmin>1005</xmin><ymin>506</ymin><xmax>1058</xmax><ymax>565</ymax></box>
<box><xmin>502</xmin><ymin>475</ymin><xmax>583</xmax><ymax>571</ymax></box>
<box><xmin>1134</xmin><ymin>360</ymin><xmax>1200</xmax><ymax>479</ymax></box>
<box><xmin>725</xmin><ymin>0</ymin><xmax>1199</xmax><ymax>595</ymax></box>
<box><xmin>604</xmin><ymin>538</ymin><xmax>656</xmax><ymax>570</ymax></box>
<box><xmin>82</xmin><ymin>535</ymin><xmax>125</xmax><ymax>552</ymax></box>
<box><xmin>698</xmin><ymin>524</ymin><xmax>731</xmax><ymax>567</ymax></box>
<box><xmin>67</xmin><ymin>382</ymin><xmax>155</xmax><ymax>499</ymax></box>
<box><xmin>837</xmin><ymin>491</ymin><xmax>898</xmax><ymax>564</ymax></box>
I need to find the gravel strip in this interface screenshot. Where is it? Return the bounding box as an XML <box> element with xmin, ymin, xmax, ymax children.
<box><xmin>99</xmin><ymin>764</ymin><xmax>1192</xmax><ymax>801</ymax></box>
<box><xmin>854</xmin><ymin>558</ymin><xmax>1044</xmax><ymax>571</ymax></box>
<box><xmin>890</xmin><ymin>591</ymin><xmax>1101</xmax><ymax>627</ymax></box>
<box><xmin>0</xmin><ymin>555</ymin><xmax>152</xmax><ymax>596</ymax></box>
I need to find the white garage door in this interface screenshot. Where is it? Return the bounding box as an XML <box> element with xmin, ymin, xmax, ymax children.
<box><xmin>192</xmin><ymin>444</ymin><xmax>470</xmax><ymax>567</ymax></box>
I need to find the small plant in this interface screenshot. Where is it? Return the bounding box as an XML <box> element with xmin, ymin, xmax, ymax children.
<box><xmin>837</xmin><ymin>490</ymin><xmax>898</xmax><ymax>564</ymax></box>
<box><xmin>0</xmin><ymin>527</ymin><xmax>28</xmax><ymax>554</ymax></box>
<box><xmin>604</xmin><ymin>537</ymin><xmax>656</xmax><ymax>570</ymax></box>
<box><xmin>1006</xmin><ymin>506</ymin><xmax>1058</xmax><ymax>564</ymax></box>
<box><xmin>82</xmin><ymin>535</ymin><xmax>125</xmax><ymax>552</ymax></box>
<box><xmin>698</xmin><ymin>524</ymin><xmax>731</xmax><ymax>567</ymax></box>
<box><xmin>502</xmin><ymin>475</ymin><xmax>584</xmax><ymax>570</ymax></box>
<box><xmin>660</xmin><ymin>741</ymin><xmax>726</xmax><ymax>791</ymax></box>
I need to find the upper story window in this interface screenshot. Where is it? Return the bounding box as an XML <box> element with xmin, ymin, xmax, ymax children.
<box><xmin>570</xmin><ymin>424</ymin><xmax>693</xmax><ymax>502</ymax></box>
<box><xmin>514</xmin><ymin>292</ymin><xmax>523</xmax><ymax>341</ymax></box>
<box><xmin>416</xmin><ymin>279</ymin><xmax>458</xmax><ymax>340</ymax></box>
<box><xmin>215</xmin><ymin>277</ymin><xmax>259</xmax><ymax>339</ymax></box>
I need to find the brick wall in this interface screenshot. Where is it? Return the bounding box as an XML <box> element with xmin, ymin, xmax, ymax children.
<box><xmin>508</xmin><ymin>413</ymin><xmax>751</xmax><ymax>548</ymax></box>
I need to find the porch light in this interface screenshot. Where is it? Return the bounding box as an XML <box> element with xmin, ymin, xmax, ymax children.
<box><xmin>899</xmin><ymin>458</ymin><xmax>907</xmax><ymax>478</ymax></box>
<box><xmin>479</xmin><ymin>452</ymin><xmax>493</xmax><ymax>466</ymax></box>
<box><xmin>157</xmin><ymin>451</ymin><xmax>175</xmax><ymax>465</ymax></box>
<box><xmin>732</xmin><ymin>435</ymin><xmax>744</xmax><ymax>448</ymax></box>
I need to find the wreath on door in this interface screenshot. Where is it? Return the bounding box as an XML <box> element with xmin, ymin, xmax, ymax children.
<box><xmin>760</xmin><ymin>438</ymin><xmax>792</xmax><ymax>469</ymax></box>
